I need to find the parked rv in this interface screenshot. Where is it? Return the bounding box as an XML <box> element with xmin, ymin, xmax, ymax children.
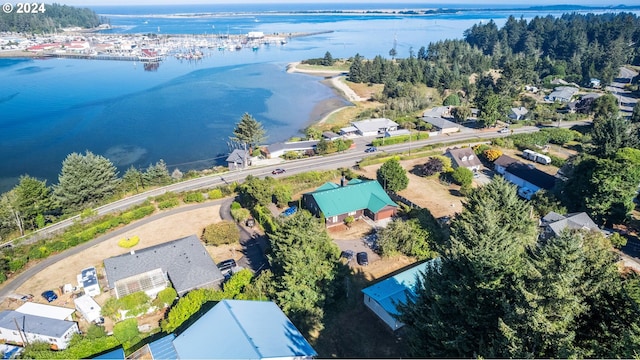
<box><xmin>522</xmin><ymin>149</ymin><xmax>551</xmax><ymax>165</ymax></box>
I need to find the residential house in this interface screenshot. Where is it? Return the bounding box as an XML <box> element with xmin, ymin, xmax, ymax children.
<box><xmin>422</xmin><ymin>106</ymin><xmax>460</xmax><ymax>134</ymax></box>
<box><xmin>0</xmin><ymin>310</ymin><xmax>79</xmax><ymax>350</ymax></box>
<box><xmin>445</xmin><ymin>147</ymin><xmax>482</xmax><ymax>172</ymax></box>
<box><xmin>264</xmin><ymin>140</ymin><xmax>318</xmax><ymax>159</ymax></box>
<box><xmin>590</xmin><ymin>78</ymin><xmax>601</xmax><ymax>88</ymax></box>
<box><xmin>508</xmin><ymin>106</ymin><xmax>529</xmax><ymax>121</ymax></box>
<box><xmin>303</xmin><ymin>179</ymin><xmax>397</xmax><ymax>227</ymax></box>
<box><xmin>103</xmin><ymin>235</ymin><xmax>224</xmax><ymax>298</ymax></box>
<box><xmin>570</xmin><ymin>93</ymin><xmax>602</xmax><ymax>113</ymax></box>
<box><xmin>545</xmin><ymin>86</ymin><xmax>578</xmax><ymax>103</ymax></box>
<box><xmin>225</xmin><ymin>149</ymin><xmax>250</xmax><ymax>170</ymax></box>
<box><xmin>362</xmin><ymin>260</ymin><xmax>439</xmax><ymax>330</ymax></box>
<box><xmin>384</xmin><ymin>129</ymin><xmax>411</xmax><ymax>138</ymax></box>
<box><xmin>341</xmin><ymin>118</ymin><xmax>399</xmax><ymax>137</ymax></box>
<box><xmin>493</xmin><ymin>155</ymin><xmax>557</xmax><ymax>200</ymax></box>
<box><xmin>169</xmin><ymin>300</ymin><xmax>317</xmax><ymax>359</ymax></box>
<box><xmin>540</xmin><ymin>211</ymin><xmax>600</xmax><ymax>239</ymax></box>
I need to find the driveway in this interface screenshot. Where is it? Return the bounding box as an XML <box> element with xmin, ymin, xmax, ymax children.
<box><xmin>334</xmin><ymin>239</ymin><xmax>381</xmax><ymax>267</ymax></box>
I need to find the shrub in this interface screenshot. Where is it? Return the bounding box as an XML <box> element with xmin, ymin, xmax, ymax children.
<box><xmin>158</xmin><ymin>198</ymin><xmax>180</xmax><ymax>209</ymax></box>
<box><xmin>483</xmin><ymin>149</ymin><xmax>503</xmax><ymax>162</ymax></box>
<box><xmin>113</xmin><ymin>318</ymin><xmax>139</xmax><ymax>344</ymax></box>
<box><xmin>451</xmin><ymin>167</ymin><xmax>473</xmax><ymax>186</ymax></box>
<box><xmin>231</xmin><ymin>208</ymin><xmax>251</xmax><ymax>222</ymax></box>
<box><xmin>230</xmin><ymin>201</ymin><xmax>242</xmax><ymax>210</ymax></box>
<box><xmin>118</xmin><ymin>235</ymin><xmax>139</xmax><ymax>248</ymax></box>
<box><xmin>344</xmin><ymin>216</ymin><xmax>355</xmax><ymax>227</ymax></box>
<box><xmin>473</xmin><ymin>143</ymin><xmax>491</xmax><ymax>155</ymax></box>
<box><xmin>421</xmin><ymin>157</ymin><xmax>444</xmax><ymax>176</ymax></box>
<box><xmin>202</xmin><ymin>221</ymin><xmax>240</xmax><ymax>245</ymax></box>
<box><xmin>207</xmin><ymin>188</ymin><xmax>223</xmax><ymax>200</ymax></box>
<box><xmin>153</xmin><ymin>287</ymin><xmax>178</xmax><ymax>308</ymax></box>
<box><xmin>183</xmin><ymin>192</ymin><xmax>205</xmax><ymax>203</ymax></box>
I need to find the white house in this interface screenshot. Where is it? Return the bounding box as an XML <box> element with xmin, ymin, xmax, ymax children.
<box><xmin>445</xmin><ymin>147</ymin><xmax>482</xmax><ymax>172</ymax></box>
<box><xmin>0</xmin><ymin>310</ymin><xmax>79</xmax><ymax>350</ymax></box>
<box><xmin>347</xmin><ymin>118</ymin><xmax>399</xmax><ymax>137</ymax></box>
<box><xmin>264</xmin><ymin>140</ymin><xmax>318</xmax><ymax>159</ymax></box>
<box><xmin>74</xmin><ymin>295</ymin><xmax>103</xmax><ymax>324</ymax></box>
<box><xmin>77</xmin><ymin>267</ymin><xmax>101</xmax><ymax>297</ymax></box>
<box><xmin>361</xmin><ymin>260</ymin><xmax>438</xmax><ymax>330</ymax></box>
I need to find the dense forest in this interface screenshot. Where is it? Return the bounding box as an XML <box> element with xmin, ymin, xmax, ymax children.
<box><xmin>0</xmin><ymin>3</ymin><xmax>104</xmax><ymax>33</ymax></box>
<box><xmin>348</xmin><ymin>12</ymin><xmax>640</xmax><ymax>124</ymax></box>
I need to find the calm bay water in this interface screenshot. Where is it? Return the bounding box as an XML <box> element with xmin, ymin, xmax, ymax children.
<box><xmin>0</xmin><ymin>3</ymin><xmax>636</xmax><ymax>191</ymax></box>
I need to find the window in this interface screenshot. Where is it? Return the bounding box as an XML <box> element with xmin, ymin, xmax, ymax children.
<box><xmin>348</xmin><ymin>211</ymin><xmax>356</xmax><ymax>216</ymax></box>
<box><xmin>331</xmin><ymin>216</ymin><xmax>337</xmax><ymax>223</ymax></box>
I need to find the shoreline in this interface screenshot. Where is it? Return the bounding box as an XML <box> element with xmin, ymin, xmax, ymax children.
<box><xmin>287</xmin><ymin>61</ymin><xmax>365</xmax><ymax>125</ymax></box>
<box><xmin>0</xmin><ymin>50</ymin><xmax>43</xmax><ymax>59</ymax></box>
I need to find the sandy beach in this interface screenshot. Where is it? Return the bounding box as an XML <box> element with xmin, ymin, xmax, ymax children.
<box><xmin>287</xmin><ymin>61</ymin><xmax>366</xmax><ymax>124</ymax></box>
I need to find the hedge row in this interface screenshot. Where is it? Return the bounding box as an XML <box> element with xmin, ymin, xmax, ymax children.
<box><xmin>371</xmin><ymin>132</ymin><xmax>429</xmax><ymax>147</ymax></box>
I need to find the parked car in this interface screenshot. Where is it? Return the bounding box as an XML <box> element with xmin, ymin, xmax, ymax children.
<box><xmin>245</xmin><ymin>218</ymin><xmax>255</xmax><ymax>227</ymax></box>
<box><xmin>41</xmin><ymin>290</ymin><xmax>57</xmax><ymax>303</ymax></box>
<box><xmin>272</xmin><ymin>168</ymin><xmax>286</xmax><ymax>175</ymax></box>
<box><xmin>341</xmin><ymin>250</ymin><xmax>354</xmax><ymax>261</ymax></box>
<box><xmin>282</xmin><ymin>206</ymin><xmax>297</xmax><ymax>217</ymax></box>
<box><xmin>498</xmin><ymin>127</ymin><xmax>510</xmax><ymax>133</ymax></box>
<box><xmin>356</xmin><ymin>252</ymin><xmax>369</xmax><ymax>266</ymax></box>
<box><xmin>20</xmin><ymin>294</ymin><xmax>34</xmax><ymax>302</ymax></box>
<box><xmin>217</xmin><ymin>259</ymin><xmax>237</xmax><ymax>274</ymax></box>
<box><xmin>364</xmin><ymin>146</ymin><xmax>378</xmax><ymax>153</ymax></box>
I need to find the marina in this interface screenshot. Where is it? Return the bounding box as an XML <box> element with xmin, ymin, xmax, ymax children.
<box><xmin>6</xmin><ymin>30</ymin><xmax>334</xmax><ymax>63</ymax></box>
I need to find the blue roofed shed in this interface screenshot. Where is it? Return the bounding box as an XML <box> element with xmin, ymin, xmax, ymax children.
<box><xmin>171</xmin><ymin>300</ymin><xmax>317</xmax><ymax>359</ymax></box>
<box><xmin>361</xmin><ymin>260</ymin><xmax>438</xmax><ymax>330</ymax></box>
<box><xmin>303</xmin><ymin>179</ymin><xmax>397</xmax><ymax>227</ymax></box>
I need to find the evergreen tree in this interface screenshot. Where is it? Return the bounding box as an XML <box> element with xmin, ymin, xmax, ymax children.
<box><xmin>13</xmin><ymin>175</ymin><xmax>55</xmax><ymax>231</ymax></box>
<box><xmin>231</xmin><ymin>112</ymin><xmax>267</xmax><ymax>150</ymax></box>
<box><xmin>591</xmin><ymin>116</ymin><xmax>632</xmax><ymax>158</ymax></box>
<box><xmin>397</xmin><ymin>177</ymin><xmax>536</xmax><ymax>358</ymax></box>
<box><xmin>143</xmin><ymin>160</ymin><xmax>171</xmax><ymax>186</ymax></box>
<box><xmin>347</xmin><ymin>54</ymin><xmax>365</xmax><ymax>83</ymax></box>
<box><xmin>53</xmin><ymin>151</ymin><xmax>120</xmax><ymax>212</ymax></box>
<box><xmin>322</xmin><ymin>51</ymin><xmax>334</xmax><ymax>66</ymax></box>
<box><xmin>376</xmin><ymin>158</ymin><xmax>408</xmax><ymax>192</ymax></box>
<box><xmin>267</xmin><ymin>211</ymin><xmax>341</xmax><ymax>334</ymax></box>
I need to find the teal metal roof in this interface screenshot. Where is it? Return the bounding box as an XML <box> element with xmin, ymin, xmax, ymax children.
<box><xmin>361</xmin><ymin>260</ymin><xmax>439</xmax><ymax>316</ymax></box>
<box><xmin>307</xmin><ymin>180</ymin><xmax>397</xmax><ymax>217</ymax></box>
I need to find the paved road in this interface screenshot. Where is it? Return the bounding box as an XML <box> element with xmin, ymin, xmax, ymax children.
<box><xmin>605</xmin><ymin>66</ymin><xmax>638</xmax><ymax>117</ymax></box>
<box><xmin>10</xmin><ymin>118</ymin><xmax>592</xmax><ymax>249</ymax></box>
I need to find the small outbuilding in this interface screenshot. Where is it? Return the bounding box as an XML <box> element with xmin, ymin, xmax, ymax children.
<box><xmin>74</xmin><ymin>294</ymin><xmax>102</xmax><ymax>324</ymax></box>
<box><xmin>362</xmin><ymin>260</ymin><xmax>439</xmax><ymax>331</ymax></box>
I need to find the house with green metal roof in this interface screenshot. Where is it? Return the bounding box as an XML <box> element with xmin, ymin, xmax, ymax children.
<box><xmin>303</xmin><ymin>178</ymin><xmax>397</xmax><ymax>227</ymax></box>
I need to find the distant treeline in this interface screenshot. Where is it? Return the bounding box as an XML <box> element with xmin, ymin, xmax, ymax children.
<box><xmin>0</xmin><ymin>3</ymin><xmax>105</xmax><ymax>33</ymax></box>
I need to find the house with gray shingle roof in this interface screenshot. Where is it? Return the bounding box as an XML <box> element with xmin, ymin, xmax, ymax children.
<box><xmin>445</xmin><ymin>147</ymin><xmax>482</xmax><ymax>172</ymax></box>
<box><xmin>509</xmin><ymin>106</ymin><xmax>529</xmax><ymax>121</ymax></box>
<box><xmin>540</xmin><ymin>212</ymin><xmax>600</xmax><ymax>239</ymax></box>
<box><xmin>303</xmin><ymin>179</ymin><xmax>397</xmax><ymax>227</ymax></box>
<box><xmin>103</xmin><ymin>235</ymin><xmax>224</xmax><ymax>298</ymax></box>
<box><xmin>545</xmin><ymin>86</ymin><xmax>578</xmax><ymax>103</ymax></box>
<box><xmin>0</xmin><ymin>310</ymin><xmax>79</xmax><ymax>350</ymax></box>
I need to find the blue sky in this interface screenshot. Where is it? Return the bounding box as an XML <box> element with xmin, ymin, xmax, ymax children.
<box><xmin>55</xmin><ymin>0</ymin><xmax>640</xmax><ymax>6</ymax></box>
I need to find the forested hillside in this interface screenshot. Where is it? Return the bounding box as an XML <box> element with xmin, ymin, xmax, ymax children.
<box><xmin>0</xmin><ymin>3</ymin><xmax>103</xmax><ymax>33</ymax></box>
